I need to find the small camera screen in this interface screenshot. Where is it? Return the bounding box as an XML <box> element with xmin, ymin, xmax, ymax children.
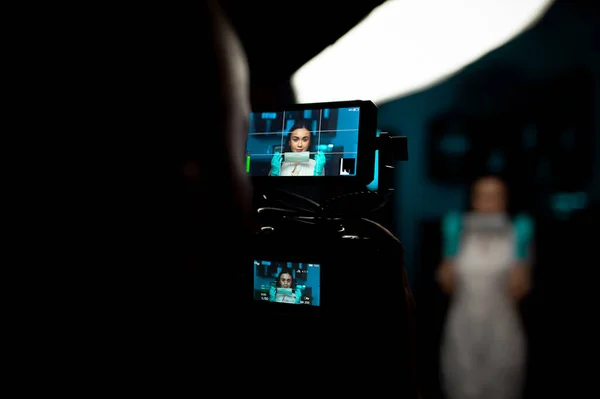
<box><xmin>245</xmin><ymin>107</ymin><xmax>360</xmax><ymax>177</ymax></box>
<box><xmin>253</xmin><ymin>260</ymin><xmax>321</xmax><ymax>306</ymax></box>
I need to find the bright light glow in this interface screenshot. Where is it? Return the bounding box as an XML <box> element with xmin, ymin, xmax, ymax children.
<box><xmin>292</xmin><ymin>0</ymin><xmax>554</xmax><ymax>104</ymax></box>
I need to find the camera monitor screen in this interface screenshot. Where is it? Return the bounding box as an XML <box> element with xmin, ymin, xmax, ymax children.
<box><xmin>253</xmin><ymin>260</ymin><xmax>321</xmax><ymax>306</ymax></box>
<box><xmin>245</xmin><ymin>101</ymin><xmax>376</xmax><ymax>180</ymax></box>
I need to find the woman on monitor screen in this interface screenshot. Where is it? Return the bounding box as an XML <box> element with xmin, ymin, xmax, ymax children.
<box><xmin>269</xmin><ymin>120</ymin><xmax>326</xmax><ymax>176</ymax></box>
<box><xmin>437</xmin><ymin>175</ymin><xmax>534</xmax><ymax>399</ymax></box>
<box><xmin>269</xmin><ymin>269</ymin><xmax>302</xmax><ymax>304</ymax></box>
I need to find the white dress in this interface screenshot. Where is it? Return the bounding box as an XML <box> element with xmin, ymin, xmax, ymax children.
<box><xmin>440</xmin><ymin>218</ymin><xmax>527</xmax><ymax>399</ymax></box>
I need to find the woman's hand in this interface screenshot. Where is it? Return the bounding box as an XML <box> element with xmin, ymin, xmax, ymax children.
<box><xmin>508</xmin><ymin>263</ymin><xmax>531</xmax><ymax>302</ymax></box>
<box><xmin>314</xmin><ymin>151</ymin><xmax>326</xmax><ymax>176</ymax></box>
<box><xmin>436</xmin><ymin>260</ymin><xmax>455</xmax><ymax>295</ymax></box>
<box><xmin>270</xmin><ymin>152</ymin><xmax>282</xmax><ymax>176</ymax></box>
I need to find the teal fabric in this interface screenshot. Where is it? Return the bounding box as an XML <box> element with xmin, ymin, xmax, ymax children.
<box><xmin>513</xmin><ymin>213</ymin><xmax>534</xmax><ymax>260</ymax></box>
<box><xmin>442</xmin><ymin>211</ymin><xmax>462</xmax><ymax>258</ymax></box>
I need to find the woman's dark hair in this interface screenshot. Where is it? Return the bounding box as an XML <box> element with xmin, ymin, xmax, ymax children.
<box><xmin>283</xmin><ymin>120</ymin><xmax>315</xmax><ymax>153</ymax></box>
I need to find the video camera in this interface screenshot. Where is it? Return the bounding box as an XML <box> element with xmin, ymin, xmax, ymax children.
<box><xmin>244</xmin><ymin>100</ymin><xmax>409</xmax><ymax>316</ymax></box>
<box><xmin>242</xmin><ymin>100</ymin><xmax>417</xmax><ymax>395</ymax></box>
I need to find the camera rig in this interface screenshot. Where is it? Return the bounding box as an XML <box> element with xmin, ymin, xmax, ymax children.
<box><xmin>252</xmin><ymin>131</ymin><xmax>408</xmax><ymax>229</ymax></box>
<box><xmin>249</xmin><ymin>131</ymin><xmax>410</xmax><ymax>314</ymax></box>
<box><xmin>247</xmin><ymin>132</ymin><xmax>417</xmax><ymax>395</ymax></box>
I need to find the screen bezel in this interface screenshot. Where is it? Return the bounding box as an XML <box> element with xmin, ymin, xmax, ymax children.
<box><xmin>246</xmin><ymin>100</ymin><xmax>378</xmax><ymax>186</ymax></box>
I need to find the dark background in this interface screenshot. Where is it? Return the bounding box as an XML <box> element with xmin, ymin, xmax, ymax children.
<box><xmin>220</xmin><ymin>0</ymin><xmax>386</xmax><ymax>107</ymax></box>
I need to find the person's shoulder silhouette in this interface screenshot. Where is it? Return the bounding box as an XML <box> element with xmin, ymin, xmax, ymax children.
<box><xmin>49</xmin><ymin>1</ymin><xmax>254</xmax><ymax>366</ymax></box>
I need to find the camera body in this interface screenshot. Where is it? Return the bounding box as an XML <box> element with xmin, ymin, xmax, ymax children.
<box><xmin>249</xmin><ymin>212</ymin><xmax>408</xmax><ymax>315</ymax></box>
<box><xmin>245</xmin><ymin>99</ymin><xmax>409</xmax><ymax>312</ymax></box>
<box><xmin>242</xmin><ymin>100</ymin><xmax>416</xmax><ymax>395</ymax></box>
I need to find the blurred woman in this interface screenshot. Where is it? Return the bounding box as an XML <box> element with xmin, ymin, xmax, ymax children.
<box><xmin>437</xmin><ymin>176</ymin><xmax>534</xmax><ymax>399</ymax></box>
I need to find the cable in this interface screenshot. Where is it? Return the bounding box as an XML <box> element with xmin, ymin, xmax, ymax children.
<box><xmin>265</xmin><ymin>189</ymin><xmax>321</xmax><ymax>211</ymax></box>
<box><xmin>259</xmin><ymin>188</ymin><xmax>390</xmax><ymax>219</ymax></box>
<box><xmin>323</xmin><ymin>190</ymin><xmax>391</xmax><ymax>216</ymax></box>
<box><xmin>359</xmin><ymin>216</ymin><xmax>401</xmax><ymax>245</ymax></box>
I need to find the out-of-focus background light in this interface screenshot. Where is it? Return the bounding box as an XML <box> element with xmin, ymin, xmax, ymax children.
<box><xmin>292</xmin><ymin>0</ymin><xmax>554</xmax><ymax>104</ymax></box>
